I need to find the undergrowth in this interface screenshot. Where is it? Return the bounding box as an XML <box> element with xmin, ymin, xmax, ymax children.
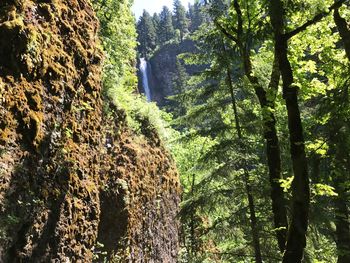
<box><xmin>93</xmin><ymin>0</ymin><xmax>175</xmax><ymax>143</ymax></box>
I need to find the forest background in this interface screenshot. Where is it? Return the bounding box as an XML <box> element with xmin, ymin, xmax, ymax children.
<box><xmin>93</xmin><ymin>0</ymin><xmax>350</xmax><ymax>262</ymax></box>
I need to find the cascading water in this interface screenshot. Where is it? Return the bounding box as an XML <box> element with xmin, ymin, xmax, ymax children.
<box><xmin>140</xmin><ymin>58</ymin><xmax>152</xmax><ymax>102</ymax></box>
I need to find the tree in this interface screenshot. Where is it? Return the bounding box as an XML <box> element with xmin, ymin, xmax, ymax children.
<box><xmin>173</xmin><ymin>21</ymin><xmax>271</xmax><ymax>261</ymax></box>
<box><xmin>168</xmin><ymin>59</ymin><xmax>190</xmax><ymax>118</ymax></box>
<box><xmin>159</xmin><ymin>6</ymin><xmax>175</xmax><ymax>44</ymax></box>
<box><xmin>137</xmin><ymin>10</ymin><xmax>156</xmax><ymax>57</ymax></box>
<box><xmin>327</xmin><ymin>83</ymin><xmax>350</xmax><ymax>263</ymax></box>
<box><xmin>214</xmin><ymin>0</ymin><xmax>289</xmax><ymax>252</ymax></box>
<box><xmin>268</xmin><ymin>0</ymin><xmax>347</xmax><ymax>261</ymax></box>
<box><xmin>334</xmin><ymin>5</ymin><xmax>350</xmax><ymax>60</ymax></box>
<box><xmin>323</xmin><ymin>9</ymin><xmax>350</xmax><ymax>260</ymax></box>
<box><xmin>93</xmin><ymin>0</ymin><xmax>137</xmax><ymax>95</ymax></box>
<box><xmin>188</xmin><ymin>2</ymin><xmax>206</xmax><ymax>32</ymax></box>
<box><xmin>268</xmin><ymin>1</ymin><xmax>311</xmax><ymax>261</ymax></box>
<box><xmin>173</xmin><ymin>0</ymin><xmax>189</xmax><ymax>42</ymax></box>
<box><xmin>152</xmin><ymin>12</ymin><xmax>161</xmax><ymax>46</ymax></box>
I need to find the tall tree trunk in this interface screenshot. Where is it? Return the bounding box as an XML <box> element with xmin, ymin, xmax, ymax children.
<box><xmin>240</xmin><ymin>47</ymin><xmax>289</xmax><ymax>253</ymax></box>
<box><xmin>333</xmin><ymin>8</ymin><xmax>350</xmax><ymax>262</ymax></box>
<box><xmin>334</xmin><ymin>7</ymin><xmax>350</xmax><ymax>60</ymax></box>
<box><xmin>218</xmin><ymin>3</ymin><xmax>288</xmax><ymax>249</ymax></box>
<box><xmin>226</xmin><ymin>69</ymin><xmax>263</xmax><ymax>263</ymax></box>
<box><xmin>190</xmin><ymin>173</ymin><xmax>196</xmax><ymax>257</ymax></box>
<box><xmin>329</xmin><ymin>115</ymin><xmax>350</xmax><ymax>263</ymax></box>
<box><xmin>333</xmin><ymin>179</ymin><xmax>350</xmax><ymax>263</ymax></box>
<box><xmin>260</xmin><ymin>56</ymin><xmax>288</xmax><ymax>252</ymax></box>
<box><xmin>244</xmin><ymin>168</ymin><xmax>263</xmax><ymax>263</ymax></box>
<box><xmin>269</xmin><ymin>1</ymin><xmax>310</xmax><ymax>262</ymax></box>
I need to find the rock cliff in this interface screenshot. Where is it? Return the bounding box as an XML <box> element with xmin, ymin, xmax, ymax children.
<box><xmin>138</xmin><ymin>40</ymin><xmax>199</xmax><ymax>107</ymax></box>
<box><xmin>0</xmin><ymin>0</ymin><xmax>180</xmax><ymax>262</ymax></box>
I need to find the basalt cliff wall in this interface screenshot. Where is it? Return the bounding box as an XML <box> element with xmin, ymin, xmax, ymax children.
<box><xmin>137</xmin><ymin>40</ymin><xmax>201</xmax><ymax>107</ymax></box>
<box><xmin>0</xmin><ymin>0</ymin><xmax>180</xmax><ymax>262</ymax></box>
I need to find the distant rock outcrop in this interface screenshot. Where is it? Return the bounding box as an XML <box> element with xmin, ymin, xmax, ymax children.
<box><xmin>138</xmin><ymin>40</ymin><xmax>199</xmax><ymax>107</ymax></box>
<box><xmin>0</xmin><ymin>0</ymin><xmax>180</xmax><ymax>262</ymax></box>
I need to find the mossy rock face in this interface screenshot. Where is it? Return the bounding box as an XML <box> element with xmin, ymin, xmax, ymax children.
<box><xmin>0</xmin><ymin>1</ymin><xmax>180</xmax><ymax>262</ymax></box>
<box><xmin>0</xmin><ymin>17</ymin><xmax>25</xmax><ymax>76</ymax></box>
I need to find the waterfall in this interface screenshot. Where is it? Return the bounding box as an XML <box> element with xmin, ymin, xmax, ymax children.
<box><xmin>140</xmin><ymin>58</ymin><xmax>152</xmax><ymax>102</ymax></box>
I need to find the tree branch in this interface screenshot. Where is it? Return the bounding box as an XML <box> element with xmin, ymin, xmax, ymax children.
<box><xmin>214</xmin><ymin>20</ymin><xmax>239</xmax><ymax>44</ymax></box>
<box><xmin>284</xmin><ymin>0</ymin><xmax>346</xmax><ymax>39</ymax></box>
<box><xmin>334</xmin><ymin>6</ymin><xmax>350</xmax><ymax>60</ymax></box>
<box><xmin>233</xmin><ymin>0</ymin><xmax>243</xmax><ymax>36</ymax></box>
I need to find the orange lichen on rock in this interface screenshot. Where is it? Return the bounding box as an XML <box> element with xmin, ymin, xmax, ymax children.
<box><xmin>0</xmin><ymin>0</ymin><xmax>180</xmax><ymax>262</ymax></box>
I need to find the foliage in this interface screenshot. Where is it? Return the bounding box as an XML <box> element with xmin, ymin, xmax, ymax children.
<box><xmin>93</xmin><ymin>0</ymin><xmax>137</xmax><ymax>94</ymax></box>
<box><xmin>173</xmin><ymin>0</ymin><xmax>190</xmax><ymax>42</ymax></box>
<box><xmin>97</xmin><ymin>0</ymin><xmax>350</xmax><ymax>262</ymax></box>
<box><xmin>161</xmin><ymin>0</ymin><xmax>350</xmax><ymax>262</ymax></box>
<box><xmin>137</xmin><ymin>10</ymin><xmax>157</xmax><ymax>57</ymax></box>
<box><xmin>159</xmin><ymin>6</ymin><xmax>176</xmax><ymax>45</ymax></box>
<box><xmin>92</xmin><ymin>0</ymin><xmax>175</xmax><ymax>141</ymax></box>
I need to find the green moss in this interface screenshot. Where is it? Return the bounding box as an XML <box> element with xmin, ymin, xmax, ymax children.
<box><xmin>22</xmin><ymin>27</ymin><xmax>45</xmax><ymax>75</ymax></box>
<box><xmin>0</xmin><ymin>0</ymin><xmax>180</xmax><ymax>261</ymax></box>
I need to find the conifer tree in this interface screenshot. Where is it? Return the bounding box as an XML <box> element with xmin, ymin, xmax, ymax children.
<box><xmin>188</xmin><ymin>2</ymin><xmax>205</xmax><ymax>32</ymax></box>
<box><xmin>173</xmin><ymin>0</ymin><xmax>189</xmax><ymax>42</ymax></box>
<box><xmin>168</xmin><ymin>59</ymin><xmax>190</xmax><ymax>118</ymax></box>
<box><xmin>133</xmin><ymin>0</ymin><xmax>350</xmax><ymax>262</ymax></box>
<box><xmin>159</xmin><ymin>6</ymin><xmax>175</xmax><ymax>44</ymax></box>
<box><xmin>152</xmin><ymin>12</ymin><xmax>161</xmax><ymax>46</ymax></box>
<box><xmin>137</xmin><ymin>10</ymin><xmax>157</xmax><ymax>57</ymax></box>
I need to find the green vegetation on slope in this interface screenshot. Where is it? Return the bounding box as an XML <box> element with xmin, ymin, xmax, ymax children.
<box><xmin>137</xmin><ymin>0</ymin><xmax>350</xmax><ymax>262</ymax></box>
<box><xmin>92</xmin><ymin>0</ymin><xmax>174</xmax><ymax>140</ymax></box>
